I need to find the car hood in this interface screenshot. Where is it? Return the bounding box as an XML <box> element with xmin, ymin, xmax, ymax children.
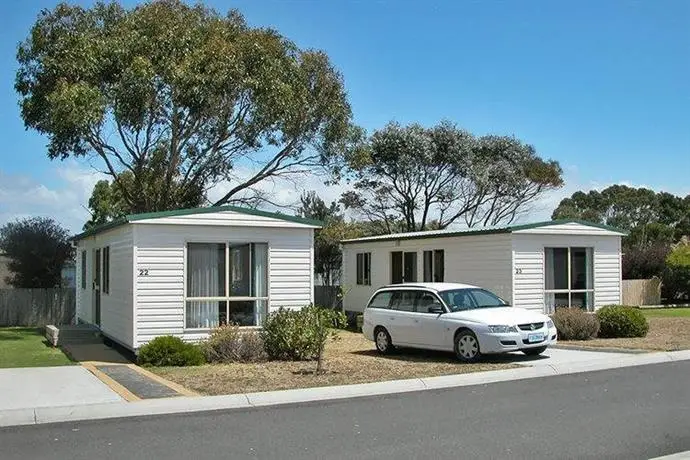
<box><xmin>443</xmin><ymin>307</ymin><xmax>548</xmax><ymax>325</ymax></box>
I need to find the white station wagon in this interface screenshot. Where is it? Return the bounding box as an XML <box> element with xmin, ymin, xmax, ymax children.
<box><xmin>362</xmin><ymin>282</ymin><xmax>558</xmax><ymax>362</ymax></box>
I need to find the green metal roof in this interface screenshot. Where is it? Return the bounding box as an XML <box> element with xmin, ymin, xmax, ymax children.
<box><xmin>341</xmin><ymin>219</ymin><xmax>628</xmax><ymax>244</ymax></box>
<box><xmin>72</xmin><ymin>205</ymin><xmax>322</xmax><ymax>241</ymax></box>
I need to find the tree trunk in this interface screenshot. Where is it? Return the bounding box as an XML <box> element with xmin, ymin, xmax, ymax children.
<box><xmin>316</xmin><ymin>345</ymin><xmax>324</xmax><ymax>375</ymax></box>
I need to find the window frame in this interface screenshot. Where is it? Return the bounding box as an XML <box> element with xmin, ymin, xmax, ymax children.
<box><xmin>543</xmin><ymin>247</ymin><xmax>594</xmax><ymax>313</ymax></box>
<box><xmin>80</xmin><ymin>250</ymin><xmax>87</xmax><ymax>290</ymax></box>
<box><xmin>183</xmin><ymin>241</ymin><xmax>270</xmax><ymax>330</ymax></box>
<box><xmin>423</xmin><ymin>249</ymin><xmax>445</xmax><ymax>282</ymax></box>
<box><xmin>356</xmin><ymin>252</ymin><xmax>371</xmax><ymax>286</ymax></box>
<box><xmin>102</xmin><ymin>246</ymin><xmax>110</xmax><ymax>295</ymax></box>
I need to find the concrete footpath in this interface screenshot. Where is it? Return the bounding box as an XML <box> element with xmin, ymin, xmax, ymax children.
<box><xmin>2</xmin><ymin>349</ymin><xmax>689</xmax><ymax>428</ymax></box>
<box><xmin>0</xmin><ymin>366</ymin><xmax>123</xmax><ymax>411</ymax></box>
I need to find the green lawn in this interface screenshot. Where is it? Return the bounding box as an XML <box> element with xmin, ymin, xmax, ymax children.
<box><xmin>641</xmin><ymin>308</ymin><xmax>690</xmax><ymax>318</ymax></box>
<box><xmin>0</xmin><ymin>328</ymin><xmax>74</xmax><ymax>368</ymax></box>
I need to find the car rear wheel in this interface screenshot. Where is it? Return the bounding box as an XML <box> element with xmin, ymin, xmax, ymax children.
<box><xmin>454</xmin><ymin>330</ymin><xmax>481</xmax><ymax>363</ymax></box>
<box><xmin>374</xmin><ymin>327</ymin><xmax>394</xmax><ymax>355</ymax></box>
<box><xmin>522</xmin><ymin>346</ymin><xmax>548</xmax><ymax>356</ymax></box>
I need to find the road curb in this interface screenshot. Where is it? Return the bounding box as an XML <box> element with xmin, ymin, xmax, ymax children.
<box><xmin>2</xmin><ymin>350</ymin><xmax>690</xmax><ymax>428</ymax></box>
<box><xmin>551</xmin><ymin>344</ymin><xmax>650</xmax><ymax>354</ymax></box>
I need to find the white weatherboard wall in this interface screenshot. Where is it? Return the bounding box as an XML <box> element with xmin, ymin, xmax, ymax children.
<box><xmin>342</xmin><ymin>221</ymin><xmax>624</xmax><ymax>314</ymax></box>
<box><xmin>342</xmin><ymin>233</ymin><xmax>513</xmax><ymax>312</ymax></box>
<box><xmin>134</xmin><ymin>223</ymin><xmax>314</xmax><ymax>348</ymax></box>
<box><xmin>511</xmin><ymin>232</ymin><xmax>622</xmax><ymax>311</ymax></box>
<box><xmin>76</xmin><ymin>226</ymin><xmax>135</xmax><ymax>348</ymax></box>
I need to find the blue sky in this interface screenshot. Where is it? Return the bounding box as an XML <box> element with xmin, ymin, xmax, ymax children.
<box><xmin>0</xmin><ymin>0</ymin><xmax>688</xmax><ymax>232</ymax></box>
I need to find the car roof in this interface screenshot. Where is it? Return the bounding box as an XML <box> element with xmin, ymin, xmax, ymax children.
<box><xmin>377</xmin><ymin>282</ymin><xmax>479</xmax><ymax>292</ymax></box>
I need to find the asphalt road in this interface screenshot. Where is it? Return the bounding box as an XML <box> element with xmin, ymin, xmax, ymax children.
<box><xmin>2</xmin><ymin>361</ymin><xmax>689</xmax><ymax>460</ymax></box>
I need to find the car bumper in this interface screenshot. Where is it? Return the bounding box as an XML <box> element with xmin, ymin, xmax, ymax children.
<box><xmin>362</xmin><ymin>320</ymin><xmax>375</xmax><ymax>341</ymax></box>
<box><xmin>478</xmin><ymin>328</ymin><xmax>558</xmax><ymax>354</ymax></box>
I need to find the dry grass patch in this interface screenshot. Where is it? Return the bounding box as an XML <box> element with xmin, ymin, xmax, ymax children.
<box><xmin>561</xmin><ymin>317</ymin><xmax>690</xmax><ymax>351</ymax></box>
<box><xmin>153</xmin><ymin>331</ymin><xmax>516</xmax><ymax>396</ymax></box>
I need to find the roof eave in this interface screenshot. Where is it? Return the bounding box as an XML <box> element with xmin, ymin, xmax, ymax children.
<box><xmin>71</xmin><ymin>205</ymin><xmax>322</xmax><ymax>241</ymax></box>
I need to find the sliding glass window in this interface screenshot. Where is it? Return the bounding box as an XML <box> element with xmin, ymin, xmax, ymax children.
<box><xmin>186</xmin><ymin>242</ymin><xmax>268</xmax><ymax>329</ymax></box>
<box><xmin>544</xmin><ymin>247</ymin><xmax>593</xmax><ymax>313</ymax></box>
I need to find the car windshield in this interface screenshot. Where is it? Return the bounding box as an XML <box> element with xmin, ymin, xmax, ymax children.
<box><xmin>439</xmin><ymin>288</ymin><xmax>509</xmax><ymax>312</ymax></box>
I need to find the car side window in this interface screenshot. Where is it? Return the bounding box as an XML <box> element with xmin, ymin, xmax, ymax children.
<box><xmin>415</xmin><ymin>292</ymin><xmax>442</xmax><ymax>313</ymax></box>
<box><xmin>390</xmin><ymin>290</ymin><xmax>417</xmax><ymax>312</ymax></box>
<box><xmin>469</xmin><ymin>289</ymin><xmax>506</xmax><ymax>307</ymax></box>
<box><xmin>367</xmin><ymin>292</ymin><xmax>393</xmax><ymax>309</ymax></box>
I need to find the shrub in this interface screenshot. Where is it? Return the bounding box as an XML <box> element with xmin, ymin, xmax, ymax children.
<box><xmin>596</xmin><ymin>305</ymin><xmax>649</xmax><ymax>338</ymax></box>
<box><xmin>202</xmin><ymin>324</ymin><xmax>266</xmax><ymax>363</ymax></box>
<box><xmin>261</xmin><ymin>305</ymin><xmax>347</xmax><ymax>373</ymax></box>
<box><xmin>138</xmin><ymin>336</ymin><xmax>206</xmax><ymax>367</ymax></box>
<box><xmin>663</xmin><ymin>237</ymin><xmax>690</xmax><ymax>301</ymax></box>
<box><xmin>551</xmin><ymin>308</ymin><xmax>599</xmax><ymax>340</ymax></box>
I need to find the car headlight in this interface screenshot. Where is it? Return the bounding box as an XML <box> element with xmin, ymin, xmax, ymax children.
<box><xmin>546</xmin><ymin>320</ymin><xmax>555</xmax><ymax>329</ymax></box>
<box><xmin>488</xmin><ymin>325</ymin><xmax>518</xmax><ymax>333</ymax></box>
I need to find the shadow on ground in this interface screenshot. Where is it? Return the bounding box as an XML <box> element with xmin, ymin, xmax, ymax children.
<box><xmin>351</xmin><ymin>347</ymin><xmax>548</xmax><ymax>365</ymax></box>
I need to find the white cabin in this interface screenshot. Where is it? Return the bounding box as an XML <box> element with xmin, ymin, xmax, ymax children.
<box><xmin>73</xmin><ymin>206</ymin><xmax>319</xmax><ymax>351</ymax></box>
<box><xmin>341</xmin><ymin>220</ymin><xmax>625</xmax><ymax>314</ymax></box>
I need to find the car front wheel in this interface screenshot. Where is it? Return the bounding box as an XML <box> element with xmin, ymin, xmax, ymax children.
<box><xmin>374</xmin><ymin>327</ymin><xmax>394</xmax><ymax>355</ymax></box>
<box><xmin>454</xmin><ymin>330</ymin><xmax>481</xmax><ymax>363</ymax></box>
<box><xmin>522</xmin><ymin>346</ymin><xmax>548</xmax><ymax>356</ymax></box>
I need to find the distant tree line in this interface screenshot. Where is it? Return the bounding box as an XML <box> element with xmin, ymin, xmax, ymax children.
<box><xmin>553</xmin><ymin>185</ymin><xmax>690</xmax><ymax>301</ymax></box>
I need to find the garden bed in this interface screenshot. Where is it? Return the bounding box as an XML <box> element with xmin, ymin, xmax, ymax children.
<box><xmin>560</xmin><ymin>310</ymin><xmax>690</xmax><ymax>351</ymax></box>
<box><xmin>152</xmin><ymin>331</ymin><xmax>516</xmax><ymax>396</ymax></box>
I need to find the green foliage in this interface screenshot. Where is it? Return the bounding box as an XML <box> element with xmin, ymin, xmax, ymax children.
<box><xmin>138</xmin><ymin>336</ymin><xmax>206</xmax><ymax>367</ymax></box>
<box><xmin>84</xmin><ymin>170</ymin><xmax>204</xmax><ymax>230</ymax></box>
<box><xmin>622</xmin><ymin>244</ymin><xmax>670</xmax><ymax>280</ymax></box>
<box><xmin>667</xmin><ymin>238</ymin><xmax>690</xmax><ymax>267</ymax></box>
<box><xmin>17</xmin><ymin>0</ymin><xmax>353</xmax><ymax>221</ymax></box>
<box><xmin>84</xmin><ymin>179</ymin><xmax>128</xmax><ymax>229</ymax></box>
<box><xmin>298</xmin><ymin>191</ymin><xmax>361</xmax><ymax>286</ymax></box>
<box><xmin>260</xmin><ymin>306</ymin><xmax>347</xmax><ymax>373</ymax></box>
<box><xmin>0</xmin><ymin>217</ymin><xmax>74</xmax><ymax>288</ymax></box>
<box><xmin>340</xmin><ymin>121</ymin><xmax>562</xmax><ymax>232</ymax></box>
<box><xmin>551</xmin><ymin>308</ymin><xmax>599</xmax><ymax>340</ymax></box>
<box><xmin>664</xmin><ymin>238</ymin><xmax>690</xmax><ymax>300</ymax></box>
<box><xmin>552</xmin><ymin>185</ymin><xmax>690</xmax><ymax>248</ymax></box>
<box><xmin>202</xmin><ymin>324</ymin><xmax>265</xmax><ymax>363</ymax></box>
<box><xmin>596</xmin><ymin>306</ymin><xmax>649</xmax><ymax>338</ymax></box>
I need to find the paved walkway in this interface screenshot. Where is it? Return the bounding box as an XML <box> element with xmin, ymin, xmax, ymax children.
<box><xmin>94</xmin><ymin>365</ymin><xmax>185</xmax><ymax>399</ymax></box>
<box><xmin>0</xmin><ymin>366</ymin><xmax>122</xmax><ymax>411</ymax></box>
<box><xmin>506</xmin><ymin>347</ymin><xmax>637</xmax><ymax>367</ymax></box>
<box><xmin>61</xmin><ymin>343</ymin><xmax>132</xmax><ymax>364</ymax></box>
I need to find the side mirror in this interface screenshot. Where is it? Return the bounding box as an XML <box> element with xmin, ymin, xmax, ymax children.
<box><xmin>428</xmin><ymin>303</ymin><xmax>445</xmax><ymax>314</ymax></box>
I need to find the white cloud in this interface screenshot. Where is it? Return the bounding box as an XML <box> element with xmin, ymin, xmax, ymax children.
<box><xmin>0</xmin><ymin>161</ymin><xmax>107</xmax><ymax>234</ymax></box>
<box><xmin>208</xmin><ymin>166</ymin><xmax>349</xmax><ymax>212</ymax></box>
<box><xmin>4</xmin><ymin>158</ymin><xmax>687</xmax><ymax>237</ymax></box>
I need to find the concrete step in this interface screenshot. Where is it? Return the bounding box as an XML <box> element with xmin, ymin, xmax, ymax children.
<box><xmin>53</xmin><ymin>326</ymin><xmax>103</xmax><ymax>346</ymax></box>
<box><xmin>59</xmin><ymin>336</ymin><xmax>102</xmax><ymax>343</ymax></box>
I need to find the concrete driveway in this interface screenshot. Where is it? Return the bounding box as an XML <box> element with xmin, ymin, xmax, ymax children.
<box><xmin>504</xmin><ymin>347</ymin><xmax>637</xmax><ymax>367</ymax></box>
<box><xmin>0</xmin><ymin>366</ymin><xmax>123</xmax><ymax>411</ymax></box>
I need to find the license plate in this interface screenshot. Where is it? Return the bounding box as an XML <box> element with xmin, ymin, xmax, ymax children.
<box><xmin>528</xmin><ymin>333</ymin><xmax>544</xmax><ymax>343</ymax></box>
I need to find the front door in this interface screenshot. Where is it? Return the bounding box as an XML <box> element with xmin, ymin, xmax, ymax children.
<box><xmin>403</xmin><ymin>252</ymin><xmax>417</xmax><ymax>282</ymax></box>
<box><xmin>391</xmin><ymin>251</ymin><xmax>418</xmax><ymax>284</ymax></box>
<box><xmin>93</xmin><ymin>249</ymin><xmax>101</xmax><ymax>327</ymax></box>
